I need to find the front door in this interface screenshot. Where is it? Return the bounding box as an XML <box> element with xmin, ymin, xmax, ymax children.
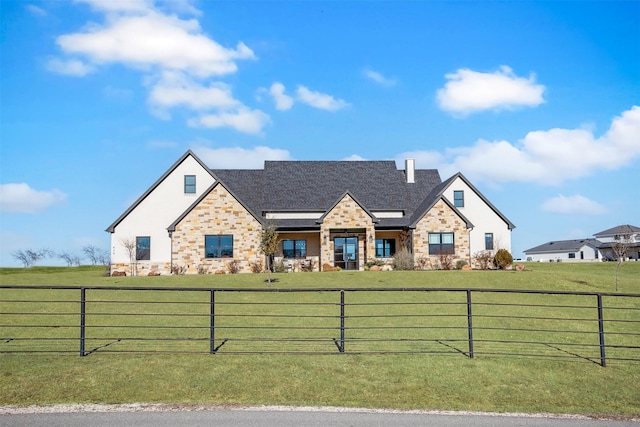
<box><xmin>334</xmin><ymin>237</ymin><xmax>358</xmax><ymax>270</ymax></box>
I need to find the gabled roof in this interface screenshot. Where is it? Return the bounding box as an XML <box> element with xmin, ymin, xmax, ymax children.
<box><xmin>167</xmin><ymin>180</ymin><xmax>263</xmax><ymax>232</ymax></box>
<box><xmin>594</xmin><ymin>224</ymin><xmax>640</xmax><ymax>237</ymax></box>
<box><xmin>213</xmin><ymin>160</ymin><xmax>443</xmax><ymax>223</ymax></box>
<box><xmin>316</xmin><ymin>190</ymin><xmax>379</xmax><ymax>224</ymax></box>
<box><xmin>524</xmin><ymin>238</ymin><xmax>600</xmax><ymax>254</ymax></box>
<box><xmin>106</xmin><ymin>150</ymin><xmax>216</xmax><ymax>233</ymax></box>
<box><xmin>409</xmin><ymin>182</ymin><xmax>474</xmax><ymax>229</ymax></box>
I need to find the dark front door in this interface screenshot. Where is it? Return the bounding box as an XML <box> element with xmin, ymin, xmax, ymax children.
<box><xmin>334</xmin><ymin>237</ymin><xmax>358</xmax><ymax>270</ymax></box>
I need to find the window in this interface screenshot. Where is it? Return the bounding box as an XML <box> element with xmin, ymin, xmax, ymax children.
<box><xmin>375</xmin><ymin>239</ymin><xmax>396</xmax><ymax>257</ymax></box>
<box><xmin>453</xmin><ymin>190</ymin><xmax>464</xmax><ymax>207</ymax></box>
<box><xmin>205</xmin><ymin>235</ymin><xmax>233</xmax><ymax>258</ymax></box>
<box><xmin>136</xmin><ymin>236</ymin><xmax>150</xmax><ymax>260</ymax></box>
<box><xmin>428</xmin><ymin>232</ymin><xmax>454</xmax><ymax>255</ymax></box>
<box><xmin>184</xmin><ymin>175</ymin><xmax>196</xmax><ymax>194</ymax></box>
<box><xmin>282</xmin><ymin>239</ymin><xmax>306</xmax><ymax>258</ymax></box>
<box><xmin>569</xmin><ymin>253</ymin><xmax>576</xmax><ymax>259</ymax></box>
<box><xmin>485</xmin><ymin>233</ymin><xmax>494</xmax><ymax>250</ymax></box>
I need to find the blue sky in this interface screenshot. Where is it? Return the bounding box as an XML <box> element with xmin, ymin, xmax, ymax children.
<box><xmin>1</xmin><ymin>0</ymin><xmax>639</xmax><ymax>267</ymax></box>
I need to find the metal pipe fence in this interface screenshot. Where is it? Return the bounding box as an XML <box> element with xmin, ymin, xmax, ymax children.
<box><xmin>1</xmin><ymin>285</ymin><xmax>639</xmax><ymax>366</ymax></box>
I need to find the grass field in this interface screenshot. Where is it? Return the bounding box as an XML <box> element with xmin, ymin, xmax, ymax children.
<box><xmin>1</xmin><ymin>262</ymin><xmax>639</xmax><ymax>416</ymax></box>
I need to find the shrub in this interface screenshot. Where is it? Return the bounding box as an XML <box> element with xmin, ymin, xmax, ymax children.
<box><xmin>365</xmin><ymin>259</ymin><xmax>385</xmax><ymax>270</ymax></box>
<box><xmin>494</xmin><ymin>249</ymin><xmax>513</xmax><ymax>270</ymax></box>
<box><xmin>455</xmin><ymin>260</ymin><xmax>468</xmax><ymax>270</ymax></box>
<box><xmin>414</xmin><ymin>256</ymin><xmax>429</xmax><ymax>270</ymax></box>
<box><xmin>197</xmin><ymin>264</ymin><xmax>209</xmax><ymax>275</ymax></box>
<box><xmin>392</xmin><ymin>248</ymin><xmax>414</xmax><ymax>271</ymax></box>
<box><xmin>273</xmin><ymin>259</ymin><xmax>286</xmax><ymax>273</ymax></box>
<box><xmin>438</xmin><ymin>252</ymin><xmax>454</xmax><ymax>270</ymax></box>
<box><xmin>250</xmin><ymin>259</ymin><xmax>263</xmax><ymax>273</ymax></box>
<box><xmin>473</xmin><ymin>251</ymin><xmax>494</xmax><ymax>270</ymax></box>
<box><xmin>226</xmin><ymin>260</ymin><xmax>241</xmax><ymax>274</ymax></box>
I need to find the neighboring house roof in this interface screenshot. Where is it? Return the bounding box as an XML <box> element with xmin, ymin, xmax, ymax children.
<box><xmin>105</xmin><ymin>150</ymin><xmax>217</xmax><ymax>233</ymax></box>
<box><xmin>594</xmin><ymin>224</ymin><xmax>640</xmax><ymax>237</ymax></box>
<box><xmin>524</xmin><ymin>238</ymin><xmax>600</xmax><ymax>254</ymax></box>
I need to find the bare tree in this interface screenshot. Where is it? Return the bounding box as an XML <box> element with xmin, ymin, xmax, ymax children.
<box><xmin>97</xmin><ymin>248</ymin><xmax>110</xmax><ymax>266</ymax></box>
<box><xmin>120</xmin><ymin>237</ymin><xmax>137</xmax><ymax>276</ymax></box>
<box><xmin>612</xmin><ymin>234</ymin><xmax>632</xmax><ymax>291</ymax></box>
<box><xmin>11</xmin><ymin>250</ymin><xmax>32</xmax><ymax>268</ymax></box>
<box><xmin>11</xmin><ymin>249</ymin><xmax>51</xmax><ymax>268</ymax></box>
<box><xmin>83</xmin><ymin>245</ymin><xmax>100</xmax><ymax>265</ymax></box>
<box><xmin>58</xmin><ymin>251</ymin><xmax>80</xmax><ymax>267</ymax></box>
<box><xmin>259</xmin><ymin>224</ymin><xmax>279</xmax><ymax>284</ymax></box>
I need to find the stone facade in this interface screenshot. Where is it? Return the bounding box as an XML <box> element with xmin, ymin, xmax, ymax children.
<box><xmin>320</xmin><ymin>194</ymin><xmax>376</xmax><ymax>270</ymax></box>
<box><xmin>413</xmin><ymin>199</ymin><xmax>470</xmax><ymax>268</ymax></box>
<box><xmin>171</xmin><ymin>184</ymin><xmax>262</xmax><ymax>274</ymax></box>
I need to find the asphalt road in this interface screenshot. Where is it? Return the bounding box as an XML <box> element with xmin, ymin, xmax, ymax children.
<box><xmin>1</xmin><ymin>407</ymin><xmax>637</xmax><ymax>427</ymax></box>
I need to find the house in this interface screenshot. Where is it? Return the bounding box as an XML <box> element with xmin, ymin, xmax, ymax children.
<box><xmin>106</xmin><ymin>151</ymin><xmax>515</xmax><ymax>275</ymax></box>
<box><xmin>523</xmin><ymin>239</ymin><xmax>601</xmax><ymax>262</ymax></box>
<box><xmin>594</xmin><ymin>225</ymin><xmax>640</xmax><ymax>261</ymax></box>
<box><xmin>524</xmin><ymin>225</ymin><xmax>640</xmax><ymax>262</ymax></box>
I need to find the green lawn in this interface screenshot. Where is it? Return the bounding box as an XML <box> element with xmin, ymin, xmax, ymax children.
<box><xmin>1</xmin><ymin>262</ymin><xmax>639</xmax><ymax>417</ymax></box>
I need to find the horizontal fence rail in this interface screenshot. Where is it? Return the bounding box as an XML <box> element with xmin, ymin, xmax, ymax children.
<box><xmin>1</xmin><ymin>286</ymin><xmax>639</xmax><ymax>366</ymax></box>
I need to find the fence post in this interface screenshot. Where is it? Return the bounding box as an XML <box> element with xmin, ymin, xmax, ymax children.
<box><xmin>80</xmin><ymin>287</ymin><xmax>86</xmax><ymax>357</ymax></box>
<box><xmin>340</xmin><ymin>290</ymin><xmax>345</xmax><ymax>353</ymax></box>
<box><xmin>466</xmin><ymin>290</ymin><xmax>474</xmax><ymax>359</ymax></box>
<box><xmin>597</xmin><ymin>294</ymin><xmax>606</xmax><ymax>367</ymax></box>
<box><xmin>210</xmin><ymin>290</ymin><xmax>215</xmax><ymax>354</ymax></box>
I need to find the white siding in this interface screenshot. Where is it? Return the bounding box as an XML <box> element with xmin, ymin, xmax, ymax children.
<box><xmin>109</xmin><ymin>155</ymin><xmax>216</xmax><ymax>265</ymax></box>
<box><xmin>526</xmin><ymin>245</ymin><xmax>600</xmax><ymax>262</ymax></box>
<box><xmin>442</xmin><ymin>177</ymin><xmax>512</xmax><ymax>256</ymax></box>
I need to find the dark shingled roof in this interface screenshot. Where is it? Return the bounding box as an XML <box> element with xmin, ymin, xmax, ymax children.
<box><xmin>213</xmin><ymin>161</ymin><xmax>443</xmax><ymax>226</ymax></box>
<box><xmin>594</xmin><ymin>224</ymin><xmax>640</xmax><ymax>237</ymax></box>
<box><xmin>524</xmin><ymin>238</ymin><xmax>600</xmax><ymax>254</ymax></box>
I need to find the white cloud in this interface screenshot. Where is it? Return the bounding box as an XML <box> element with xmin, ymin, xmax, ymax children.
<box><xmin>26</xmin><ymin>4</ymin><xmax>46</xmax><ymax>16</ymax></box>
<box><xmin>193</xmin><ymin>145</ymin><xmax>292</xmax><ymax>169</ymax></box>
<box><xmin>343</xmin><ymin>154</ymin><xmax>367</xmax><ymax>161</ymax></box>
<box><xmin>188</xmin><ymin>108</ymin><xmax>271</xmax><ymax>134</ymax></box>
<box><xmin>436</xmin><ymin>66</ymin><xmax>545</xmax><ymax>115</ymax></box>
<box><xmin>363</xmin><ymin>69</ymin><xmax>396</xmax><ymax>87</ymax></box>
<box><xmin>269</xmin><ymin>82</ymin><xmax>294</xmax><ymax>111</ymax></box>
<box><xmin>148</xmin><ymin>71</ymin><xmax>239</xmax><ymax>112</ymax></box>
<box><xmin>402</xmin><ymin>106</ymin><xmax>640</xmax><ymax>185</ymax></box>
<box><xmin>0</xmin><ymin>183</ymin><xmax>67</xmax><ymax>214</ymax></box>
<box><xmin>296</xmin><ymin>85</ymin><xmax>349</xmax><ymax>111</ymax></box>
<box><xmin>56</xmin><ymin>11</ymin><xmax>254</xmax><ymax>77</ymax></box>
<box><xmin>45</xmin><ymin>58</ymin><xmax>95</xmax><ymax>76</ymax></box>
<box><xmin>541</xmin><ymin>195</ymin><xmax>608</xmax><ymax>215</ymax></box>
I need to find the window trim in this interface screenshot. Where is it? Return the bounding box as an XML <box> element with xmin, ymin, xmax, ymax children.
<box><xmin>428</xmin><ymin>232</ymin><xmax>455</xmax><ymax>255</ymax></box>
<box><xmin>184</xmin><ymin>175</ymin><xmax>196</xmax><ymax>194</ymax></box>
<box><xmin>282</xmin><ymin>239</ymin><xmax>307</xmax><ymax>258</ymax></box>
<box><xmin>375</xmin><ymin>238</ymin><xmax>396</xmax><ymax>258</ymax></box>
<box><xmin>205</xmin><ymin>234</ymin><xmax>234</xmax><ymax>259</ymax></box>
<box><xmin>136</xmin><ymin>236</ymin><xmax>150</xmax><ymax>261</ymax></box>
<box><xmin>453</xmin><ymin>190</ymin><xmax>464</xmax><ymax>208</ymax></box>
<box><xmin>485</xmin><ymin>233</ymin><xmax>494</xmax><ymax>250</ymax></box>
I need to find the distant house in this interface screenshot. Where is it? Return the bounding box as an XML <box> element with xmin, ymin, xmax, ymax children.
<box><xmin>523</xmin><ymin>239</ymin><xmax>601</xmax><ymax>262</ymax></box>
<box><xmin>524</xmin><ymin>225</ymin><xmax>640</xmax><ymax>262</ymax></box>
<box><xmin>106</xmin><ymin>150</ymin><xmax>515</xmax><ymax>275</ymax></box>
<box><xmin>594</xmin><ymin>225</ymin><xmax>640</xmax><ymax>261</ymax></box>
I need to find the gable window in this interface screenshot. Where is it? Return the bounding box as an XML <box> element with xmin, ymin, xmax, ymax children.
<box><xmin>485</xmin><ymin>233</ymin><xmax>494</xmax><ymax>250</ymax></box>
<box><xmin>428</xmin><ymin>232</ymin><xmax>454</xmax><ymax>255</ymax></box>
<box><xmin>205</xmin><ymin>235</ymin><xmax>233</xmax><ymax>258</ymax></box>
<box><xmin>454</xmin><ymin>191</ymin><xmax>464</xmax><ymax>207</ymax></box>
<box><xmin>136</xmin><ymin>236</ymin><xmax>150</xmax><ymax>260</ymax></box>
<box><xmin>184</xmin><ymin>175</ymin><xmax>196</xmax><ymax>194</ymax></box>
<box><xmin>375</xmin><ymin>239</ymin><xmax>396</xmax><ymax>258</ymax></box>
<box><xmin>282</xmin><ymin>239</ymin><xmax>306</xmax><ymax>258</ymax></box>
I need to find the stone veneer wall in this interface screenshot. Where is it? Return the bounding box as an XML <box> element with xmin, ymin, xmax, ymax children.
<box><xmin>320</xmin><ymin>194</ymin><xmax>375</xmax><ymax>270</ymax></box>
<box><xmin>171</xmin><ymin>184</ymin><xmax>262</xmax><ymax>274</ymax></box>
<box><xmin>110</xmin><ymin>262</ymin><xmax>171</xmax><ymax>276</ymax></box>
<box><xmin>413</xmin><ymin>199</ymin><xmax>470</xmax><ymax>268</ymax></box>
